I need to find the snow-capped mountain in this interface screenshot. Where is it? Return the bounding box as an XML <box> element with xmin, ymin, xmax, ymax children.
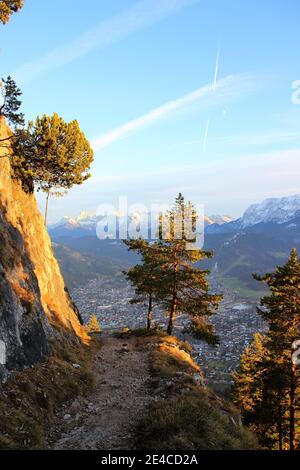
<box><xmin>49</xmin><ymin>212</ymin><xmax>105</xmax><ymax>238</ymax></box>
<box><xmin>50</xmin><ymin>211</ymin><xmax>234</xmax><ymax>238</ymax></box>
<box><xmin>49</xmin><ymin>211</ymin><xmax>151</xmax><ymax>238</ymax></box>
<box><xmin>50</xmin><ymin>212</ymin><xmax>103</xmax><ymax>230</ymax></box>
<box><xmin>206</xmin><ymin>194</ymin><xmax>300</xmax><ymax>234</ymax></box>
<box><xmin>241</xmin><ymin>194</ymin><xmax>300</xmax><ymax>227</ymax></box>
<box><xmin>204</xmin><ymin>214</ymin><xmax>234</xmax><ymax>226</ymax></box>
<box><xmin>51</xmin><ymin>195</ymin><xmax>300</xmax><ymax>237</ymax></box>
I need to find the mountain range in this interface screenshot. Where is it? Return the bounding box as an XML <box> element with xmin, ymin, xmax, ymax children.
<box><xmin>206</xmin><ymin>194</ymin><xmax>300</xmax><ymax>233</ymax></box>
<box><xmin>51</xmin><ymin>194</ymin><xmax>300</xmax><ymax>235</ymax></box>
<box><xmin>50</xmin><ymin>194</ymin><xmax>300</xmax><ymax>299</ymax></box>
<box><xmin>203</xmin><ymin>194</ymin><xmax>300</xmax><ymax>297</ymax></box>
<box><xmin>49</xmin><ymin>212</ymin><xmax>234</xmax><ymax>238</ymax></box>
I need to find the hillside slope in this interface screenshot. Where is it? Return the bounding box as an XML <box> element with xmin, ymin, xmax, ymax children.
<box><xmin>203</xmin><ymin>218</ymin><xmax>300</xmax><ymax>297</ymax></box>
<box><xmin>0</xmin><ymin>118</ymin><xmax>88</xmax><ymax>382</ymax></box>
<box><xmin>46</xmin><ymin>331</ymin><xmax>257</xmax><ymax>451</ymax></box>
<box><xmin>52</xmin><ymin>242</ymin><xmax>124</xmax><ymax>289</ymax></box>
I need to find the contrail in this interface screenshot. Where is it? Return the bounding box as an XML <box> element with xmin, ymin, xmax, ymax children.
<box><xmin>92</xmin><ymin>72</ymin><xmax>262</xmax><ymax>151</ymax></box>
<box><xmin>203</xmin><ymin>45</ymin><xmax>221</xmax><ymax>153</ymax></box>
<box><xmin>202</xmin><ymin>117</ymin><xmax>211</xmax><ymax>152</ymax></box>
<box><xmin>213</xmin><ymin>46</ymin><xmax>221</xmax><ymax>91</ymax></box>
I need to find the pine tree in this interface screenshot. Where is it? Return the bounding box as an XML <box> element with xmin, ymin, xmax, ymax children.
<box><xmin>234</xmin><ymin>249</ymin><xmax>300</xmax><ymax>450</ymax></box>
<box><xmin>0</xmin><ymin>76</ymin><xmax>24</xmax><ymax>129</ymax></box>
<box><xmin>0</xmin><ymin>76</ymin><xmax>25</xmax><ymax>153</ymax></box>
<box><xmin>232</xmin><ymin>333</ymin><xmax>284</xmax><ymax>449</ymax></box>
<box><xmin>158</xmin><ymin>194</ymin><xmax>222</xmax><ymax>338</ymax></box>
<box><xmin>124</xmin><ymin>239</ymin><xmax>162</xmax><ymax>330</ymax></box>
<box><xmin>233</xmin><ymin>333</ymin><xmax>266</xmax><ymax>414</ymax></box>
<box><xmin>124</xmin><ymin>195</ymin><xmax>222</xmax><ymax>339</ymax></box>
<box><xmin>86</xmin><ymin>315</ymin><xmax>101</xmax><ymax>334</ymax></box>
<box><xmin>0</xmin><ymin>77</ymin><xmax>25</xmax><ymax>161</ymax></box>
<box><xmin>0</xmin><ymin>0</ymin><xmax>23</xmax><ymax>24</ymax></box>
<box><xmin>12</xmin><ymin>113</ymin><xmax>94</xmax><ymax>224</ymax></box>
<box><xmin>255</xmin><ymin>248</ymin><xmax>300</xmax><ymax>451</ymax></box>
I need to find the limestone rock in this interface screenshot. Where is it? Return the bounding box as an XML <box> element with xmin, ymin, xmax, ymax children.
<box><xmin>0</xmin><ymin>118</ymin><xmax>88</xmax><ymax>383</ymax></box>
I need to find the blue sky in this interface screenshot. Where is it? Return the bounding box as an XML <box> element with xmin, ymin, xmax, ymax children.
<box><xmin>1</xmin><ymin>0</ymin><xmax>300</xmax><ymax>222</ymax></box>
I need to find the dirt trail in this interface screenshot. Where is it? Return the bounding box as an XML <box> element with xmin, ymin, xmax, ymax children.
<box><xmin>47</xmin><ymin>335</ymin><xmax>153</xmax><ymax>450</ymax></box>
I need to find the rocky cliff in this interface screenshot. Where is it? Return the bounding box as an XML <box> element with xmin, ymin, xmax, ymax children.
<box><xmin>0</xmin><ymin>118</ymin><xmax>88</xmax><ymax>383</ymax></box>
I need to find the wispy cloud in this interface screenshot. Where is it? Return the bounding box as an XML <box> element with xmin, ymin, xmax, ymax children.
<box><xmin>14</xmin><ymin>0</ymin><xmax>200</xmax><ymax>84</ymax></box>
<box><xmin>92</xmin><ymin>72</ymin><xmax>266</xmax><ymax>151</ymax></box>
<box><xmin>87</xmin><ymin>148</ymin><xmax>300</xmax><ymax>183</ymax></box>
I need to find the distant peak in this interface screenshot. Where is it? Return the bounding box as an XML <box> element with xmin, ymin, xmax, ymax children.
<box><xmin>205</xmin><ymin>214</ymin><xmax>235</xmax><ymax>226</ymax></box>
<box><xmin>77</xmin><ymin>211</ymin><xmax>95</xmax><ymax>221</ymax></box>
<box><xmin>241</xmin><ymin>194</ymin><xmax>300</xmax><ymax>227</ymax></box>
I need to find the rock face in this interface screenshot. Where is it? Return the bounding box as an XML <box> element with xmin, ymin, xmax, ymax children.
<box><xmin>0</xmin><ymin>118</ymin><xmax>88</xmax><ymax>383</ymax></box>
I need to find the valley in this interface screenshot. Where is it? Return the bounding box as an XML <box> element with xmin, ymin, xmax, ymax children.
<box><xmin>50</xmin><ymin>193</ymin><xmax>300</xmax><ymax>391</ymax></box>
<box><xmin>68</xmin><ymin>272</ymin><xmax>264</xmax><ymax>390</ymax></box>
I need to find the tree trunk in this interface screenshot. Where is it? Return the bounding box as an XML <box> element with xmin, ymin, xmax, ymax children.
<box><xmin>289</xmin><ymin>361</ymin><xmax>296</xmax><ymax>451</ymax></box>
<box><xmin>147</xmin><ymin>294</ymin><xmax>153</xmax><ymax>330</ymax></box>
<box><xmin>167</xmin><ymin>288</ymin><xmax>177</xmax><ymax>335</ymax></box>
<box><xmin>44</xmin><ymin>192</ymin><xmax>50</xmax><ymax>226</ymax></box>
<box><xmin>167</xmin><ymin>259</ymin><xmax>178</xmax><ymax>336</ymax></box>
<box><xmin>278</xmin><ymin>414</ymin><xmax>283</xmax><ymax>451</ymax></box>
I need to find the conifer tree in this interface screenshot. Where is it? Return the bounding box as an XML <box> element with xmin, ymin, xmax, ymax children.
<box><xmin>86</xmin><ymin>314</ymin><xmax>101</xmax><ymax>334</ymax></box>
<box><xmin>0</xmin><ymin>0</ymin><xmax>23</xmax><ymax>24</ymax></box>
<box><xmin>234</xmin><ymin>249</ymin><xmax>300</xmax><ymax>450</ymax></box>
<box><xmin>124</xmin><ymin>194</ymin><xmax>222</xmax><ymax>339</ymax></box>
<box><xmin>0</xmin><ymin>77</ymin><xmax>25</xmax><ymax>161</ymax></box>
<box><xmin>0</xmin><ymin>76</ymin><xmax>24</xmax><ymax>129</ymax></box>
<box><xmin>232</xmin><ymin>333</ymin><xmax>285</xmax><ymax>449</ymax></box>
<box><xmin>124</xmin><ymin>239</ymin><xmax>162</xmax><ymax>330</ymax></box>
<box><xmin>0</xmin><ymin>76</ymin><xmax>25</xmax><ymax>157</ymax></box>
<box><xmin>12</xmin><ymin>113</ymin><xmax>94</xmax><ymax>224</ymax></box>
<box><xmin>158</xmin><ymin>194</ymin><xmax>222</xmax><ymax>337</ymax></box>
<box><xmin>233</xmin><ymin>333</ymin><xmax>266</xmax><ymax>413</ymax></box>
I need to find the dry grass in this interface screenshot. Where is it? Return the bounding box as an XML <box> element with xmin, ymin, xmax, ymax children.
<box><xmin>135</xmin><ymin>333</ymin><xmax>258</xmax><ymax>450</ymax></box>
<box><xmin>152</xmin><ymin>342</ymin><xmax>199</xmax><ymax>378</ymax></box>
<box><xmin>136</xmin><ymin>390</ymin><xmax>258</xmax><ymax>450</ymax></box>
<box><xmin>149</xmin><ymin>334</ymin><xmax>199</xmax><ymax>379</ymax></box>
<box><xmin>129</xmin><ymin>328</ymin><xmax>197</xmax><ymax>378</ymax></box>
<box><xmin>0</xmin><ymin>338</ymin><xmax>100</xmax><ymax>450</ymax></box>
